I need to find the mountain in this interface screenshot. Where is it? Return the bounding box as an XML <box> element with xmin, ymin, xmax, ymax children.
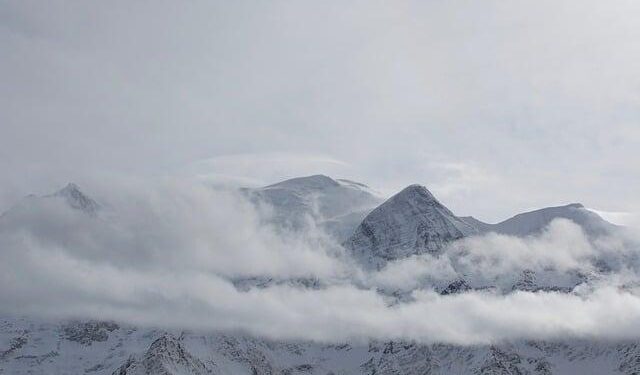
<box><xmin>242</xmin><ymin>175</ymin><xmax>383</xmax><ymax>240</ymax></box>
<box><xmin>0</xmin><ymin>183</ymin><xmax>100</xmax><ymax>230</ymax></box>
<box><xmin>47</xmin><ymin>183</ymin><xmax>100</xmax><ymax>215</ymax></box>
<box><xmin>0</xmin><ymin>176</ymin><xmax>631</xmax><ymax>375</ymax></box>
<box><xmin>461</xmin><ymin>203</ymin><xmax>617</xmax><ymax>237</ymax></box>
<box><xmin>3</xmin><ymin>316</ymin><xmax>640</xmax><ymax>375</ymax></box>
<box><xmin>346</xmin><ymin>184</ymin><xmax>477</xmax><ymax>268</ymax></box>
<box><xmin>342</xmin><ymin>183</ymin><xmax>617</xmax><ymax>292</ymax></box>
<box><xmin>0</xmin><ymin>183</ymin><xmax>99</xmax><ymax>220</ymax></box>
<box><xmin>113</xmin><ymin>335</ymin><xmax>211</xmax><ymax>375</ymax></box>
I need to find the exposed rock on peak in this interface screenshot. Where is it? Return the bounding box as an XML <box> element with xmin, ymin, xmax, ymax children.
<box><xmin>346</xmin><ymin>184</ymin><xmax>477</xmax><ymax>268</ymax></box>
<box><xmin>55</xmin><ymin>182</ymin><xmax>82</xmax><ymax>195</ymax></box>
<box><xmin>50</xmin><ymin>183</ymin><xmax>100</xmax><ymax>215</ymax></box>
<box><xmin>394</xmin><ymin>184</ymin><xmax>438</xmax><ymax>201</ymax></box>
<box><xmin>0</xmin><ymin>183</ymin><xmax>101</xmax><ymax>221</ymax></box>
<box><xmin>440</xmin><ymin>279</ymin><xmax>472</xmax><ymax>295</ymax></box>
<box><xmin>113</xmin><ymin>335</ymin><xmax>211</xmax><ymax>375</ymax></box>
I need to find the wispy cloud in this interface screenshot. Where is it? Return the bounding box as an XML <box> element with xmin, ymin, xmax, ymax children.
<box><xmin>190</xmin><ymin>152</ymin><xmax>352</xmax><ymax>187</ymax></box>
<box><xmin>2</xmin><ymin>180</ymin><xmax>640</xmax><ymax>345</ymax></box>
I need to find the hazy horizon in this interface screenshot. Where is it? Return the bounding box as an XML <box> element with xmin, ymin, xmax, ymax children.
<box><xmin>2</xmin><ymin>1</ymin><xmax>640</xmax><ymax>224</ymax></box>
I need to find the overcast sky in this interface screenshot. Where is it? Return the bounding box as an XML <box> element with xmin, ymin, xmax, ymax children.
<box><xmin>1</xmin><ymin>0</ymin><xmax>639</xmax><ymax>222</ymax></box>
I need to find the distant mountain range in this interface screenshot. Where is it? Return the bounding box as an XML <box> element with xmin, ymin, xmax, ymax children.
<box><xmin>0</xmin><ymin>175</ymin><xmax>633</xmax><ymax>375</ymax></box>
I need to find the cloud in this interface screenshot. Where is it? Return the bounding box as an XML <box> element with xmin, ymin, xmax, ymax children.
<box><xmin>449</xmin><ymin>219</ymin><xmax>596</xmax><ymax>276</ymax></box>
<box><xmin>2</xmin><ymin>180</ymin><xmax>640</xmax><ymax>345</ymax></box>
<box><xmin>2</xmin><ymin>0</ymin><xmax>640</xmax><ymax>347</ymax></box>
<box><xmin>0</xmin><ymin>180</ymin><xmax>347</xmax><ymax>279</ymax></box>
<box><xmin>189</xmin><ymin>152</ymin><xmax>352</xmax><ymax>187</ymax></box>
<box><xmin>363</xmin><ymin>219</ymin><xmax>618</xmax><ymax>293</ymax></box>
<box><xmin>364</xmin><ymin>254</ymin><xmax>458</xmax><ymax>291</ymax></box>
<box><xmin>590</xmin><ymin>209</ymin><xmax>640</xmax><ymax>228</ymax></box>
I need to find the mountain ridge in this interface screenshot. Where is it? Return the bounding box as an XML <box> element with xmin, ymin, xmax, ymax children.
<box><xmin>0</xmin><ymin>176</ymin><xmax>628</xmax><ymax>375</ymax></box>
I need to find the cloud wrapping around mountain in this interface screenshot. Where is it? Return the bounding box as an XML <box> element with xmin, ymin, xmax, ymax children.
<box><xmin>1</xmin><ymin>180</ymin><xmax>640</xmax><ymax>345</ymax></box>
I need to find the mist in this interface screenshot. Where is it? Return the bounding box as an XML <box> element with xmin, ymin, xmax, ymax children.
<box><xmin>2</xmin><ymin>179</ymin><xmax>640</xmax><ymax>345</ymax></box>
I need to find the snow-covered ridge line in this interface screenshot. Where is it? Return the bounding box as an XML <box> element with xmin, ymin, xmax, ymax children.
<box><xmin>0</xmin><ymin>176</ymin><xmax>632</xmax><ymax>375</ymax></box>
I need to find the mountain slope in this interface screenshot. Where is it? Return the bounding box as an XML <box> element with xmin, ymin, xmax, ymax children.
<box><xmin>0</xmin><ymin>183</ymin><xmax>99</xmax><ymax>222</ymax></box>
<box><xmin>3</xmin><ymin>316</ymin><xmax>640</xmax><ymax>375</ymax></box>
<box><xmin>346</xmin><ymin>184</ymin><xmax>477</xmax><ymax>268</ymax></box>
<box><xmin>48</xmin><ymin>183</ymin><xmax>100</xmax><ymax>215</ymax></box>
<box><xmin>462</xmin><ymin>203</ymin><xmax>617</xmax><ymax>237</ymax></box>
<box><xmin>242</xmin><ymin>175</ymin><xmax>383</xmax><ymax>240</ymax></box>
<box><xmin>113</xmin><ymin>335</ymin><xmax>211</xmax><ymax>375</ymax></box>
<box><xmin>0</xmin><ymin>177</ymin><xmax>633</xmax><ymax>375</ymax></box>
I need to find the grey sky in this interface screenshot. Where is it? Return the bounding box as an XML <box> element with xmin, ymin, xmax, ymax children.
<box><xmin>1</xmin><ymin>0</ymin><xmax>639</xmax><ymax>222</ymax></box>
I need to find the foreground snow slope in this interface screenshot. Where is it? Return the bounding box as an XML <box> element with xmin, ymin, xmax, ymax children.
<box><xmin>3</xmin><ymin>316</ymin><xmax>640</xmax><ymax>375</ymax></box>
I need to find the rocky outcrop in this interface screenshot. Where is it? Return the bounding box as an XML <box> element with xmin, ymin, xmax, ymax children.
<box><xmin>113</xmin><ymin>335</ymin><xmax>211</xmax><ymax>375</ymax></box>
<box><xmin>346</xmin><ymin>185</ymin><xmax>477</xmax><ymax>268</ymax></box>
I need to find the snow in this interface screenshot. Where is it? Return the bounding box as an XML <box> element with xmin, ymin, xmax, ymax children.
<box><xmin>346</xmin><ymin>184</ymin><xmax>477</xmax><ymax>268</ymax></box>
<box><xmin>243</xmin><ymin>174</ymin><xmax>383</xmax><ymax>240</ymax></box>
<box><xmin>0</xmin><ymin>177</ymin><xmax>631</xmax><ymax>375</ymax></box>
<box><xmin>462</xmin><ymin>203</ymin><xmax>617</xmax><ymax>237</ymax></box>
<box><xmin>1</xmin><ymin>316</ymin><xmax>637</xmax><ymax>374</ymax></box>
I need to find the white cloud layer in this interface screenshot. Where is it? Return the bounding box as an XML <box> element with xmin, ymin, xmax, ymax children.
<box><xmin>2</xmin><ymin>180</ymin><xmax>640</xmax><ymax>345</ymax></box>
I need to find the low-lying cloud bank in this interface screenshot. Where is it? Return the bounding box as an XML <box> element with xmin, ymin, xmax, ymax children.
<box><xmin>1</xmin><ymin>180</ymin><xmax>640</xmax><ymax>345</ymax></box>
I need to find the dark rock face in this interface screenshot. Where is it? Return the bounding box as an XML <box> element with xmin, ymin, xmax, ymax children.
<box><xmin>62</xmin><ymin>321</ymin><xmax>119</xmax><ymax>345</ymax></box>
<box><xmin>232</xmin><ymin>276</ymin><xmax>322</xmax><ymax>292</ymax></box>
<box><xmin>113</xmin><ymin>335</ymin><xmax>211</xmax><ymax>375</ymax></box>
<box><xmin>52</xmin><ymin>183</ymin><xmax>100</xmax><ymax>215</ymax></box>
<box><xmin>478</xmin><ymin>347</ymin><xmax>525</xmax><ymax>375</ymax></box>
<box><xmin>362</xmin><ymin>341</ymin><xmax>440</xmax><ymax>375</ymax></box>
<box><xmin>216</xmin><ymin>335</ymin><xmax>277</xmax><ymax>375</ymax></box>
<box><xmin>441</xmin><ymin>279</ymin><xmax>472</xmax><ymax>295</ymax></box>
<box><xmin>512</xmin><ymin>270</ymin><xmax>537</xmax><ymax>292</ymax></box>
<box><xmin>0</xmin><ymin>336</ymin><xmax>27</xmax><ymax>359</ymax></box>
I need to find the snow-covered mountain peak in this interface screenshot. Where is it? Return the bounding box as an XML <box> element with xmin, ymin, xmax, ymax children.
<box><xmin>388</xmin><ymin>184</ymin><xmax>438</xmax><ymax>205</ymax></box>
<box><xmin>49</xmin><ymin>183</ymin><xmax>100</xmax><ymax>215</ymax></box>
<box><xmin>243</xmin><ymin>175</ymin><xmax>383</xmax><ymax>238</ymax></box>
<box><xmin>0</xmin><ymin>183</ymin><xmax>100</xmax><ymax>220</ymax></box>
<box><xmin>263</xmin><ymin>174</ymin><xmax>340</xmax><ymax>191</ymax></box>
<box><xmin>463</xmin><ymin>202</ymin><xmax>616</xmax><ymax>237</ymax></box>
<box><xmin>346</xmin><ymin>184</ymin><xmax>477</xmax><ymax>268</ymax></box>
<box><xmin>565</xmin><ymin>202</ymin><xmax>585</xmax><ymax>209</ymax></box>
<box><xmin>55</xmin><ymin>182</ymin><xmax>82</xmax><ymax>195</ymax></box>
<box><xmin>114</xmin><ymin>335</ymin><xmax>210</xmax><ymax>375</ymax></box>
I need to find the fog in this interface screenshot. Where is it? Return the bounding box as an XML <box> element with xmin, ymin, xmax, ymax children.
<box><xmin>1</xmin><ymin>179</ymin><xmax>639</xmax><ymax>345</ymax></box>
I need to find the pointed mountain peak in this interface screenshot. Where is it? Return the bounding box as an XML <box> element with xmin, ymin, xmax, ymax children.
<box><xmin>113</xmin><ymin>334</ymin><xmax>209</xmax><ymax>375</ymax></box>
<box><xmin>55</xmin><ymin>182</ymin><xmax>82</xmax><ymax>196</ymax></box>
<box><xmin>347</xmin><ymin>184</ymin><xmax>476</xmax><ymax>267</ymax></box>
<box><xmin>393</xmin><ymin>184</ymin><xmax>437</xmax><ymax>202</ymax></box>
<box><xmin>51</xmin><ymin>183</ymin><xmax>99</xmax><ymax>214</ymax></box>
